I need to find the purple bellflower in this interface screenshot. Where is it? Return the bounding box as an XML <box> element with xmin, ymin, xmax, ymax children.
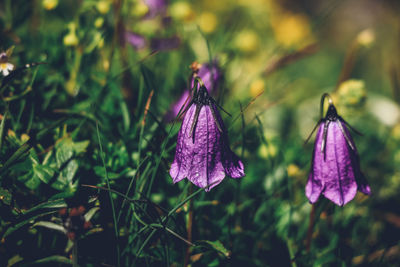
<box><xmin>306</xmin><ymin>93</ymin><xmax>371</xmax><ymax>206</ymax></box>
<box><xmin>144</xmin><ymin>0</ymin><xmax>167</xmax><ymax>19</ymax></box>
<box><xmin>169</xmin><ymin>79</ymin><xmax>245</xmax><ymax>191</ymax></box>
<box><xmin>165</xmin><ymin>61</ymin><xmax>221</xmax><ymax>122</ymax></box>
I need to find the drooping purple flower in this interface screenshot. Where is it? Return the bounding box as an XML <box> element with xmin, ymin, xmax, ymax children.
<box><xmin>169</xmin><ymin>83</ymin><xmax>245</xmax><ymax>191</ymax></box>
<box><xmin>165</xmin><ymin>62</ymin><xmax>221</xmax><ymax>122</ymax></box>
<box><xmin>306</xmin><ymin>94</ymin><xmax>371</xmax><ymax>206</ymax></box>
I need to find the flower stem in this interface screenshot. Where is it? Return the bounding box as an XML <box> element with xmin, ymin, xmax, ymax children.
<box><xmin>306</xmin><ymin>204</ymin><xmax>316</xmax><ymax>252</ymax></box>
<box><xmin>72</xmin><ymin>239</ymin><xmax>79</xmax><ymax>267</ymax></box>
<box><xmin>184</xmin><ymin>184</ymin><xmax>194</xmax><ymax>267</ymax></box>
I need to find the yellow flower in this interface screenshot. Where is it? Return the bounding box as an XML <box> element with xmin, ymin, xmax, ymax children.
<box><xmin>258</xmin><ymin>143</ymin><xmax>277</xmax><ymax>158</ymax></box>
<box><xmin>63</xmin><ymin>23</ymin><xmax>79</xmax><ymax>46</ymax></box>
<box><xmin>271</xmin><ymin>12</ymin><xmax>313</xmax><ymax>47</ymax></box>
<box><xmin>197</xmin><ymin>12</ymin><xmax>218</xmax><ymax>33</ymax></box>
<box><xmin>287</xmin><ymin>164</ymin><xmax>300</xmax><ymax>178</ymax></box>
<box><xmin>357</xmin><ymin>28</ymin><xmax>375</xmax><ymax>47</ymax></box>
<box><xmin>132</xmin><ymin>1</ymin><xmax>149</xmax><ymax>17</ymax></box>
<box><xmin>391</xmin><ymin>124</ymin><xmax>400</xmax><ymax>141</ymax></box>
<box><xmin>250</xmin><ymin>79</ymin><xmax>265</xmax><ymax>97</ymax></box>
<box><xmin>337</xmin><ymin>79</ymin><xmax>367</xmax><ymax>107</ymax></box>
<box><xmin>7</xmin><ymin>129</ymin><xmax>16</xmax><ymax>138</ymax></box>
<box><xmin>97</xmin><ymin>0</ymin><xmax>111</xmax><ymax>14</ymax></box>
<box><xmin>42</xmin><ymin>0</ymin><xmax>58</xmax><ymax>10</ymax></box>
<box><xmin>94</xmin><ymin>17</ymin><xmax>104</xmax><ymax>28</ymax></box>
<box><xmin>21</xmin><ymin>134</ymin><xmax>30</xmax><ymax>142</ymax></box>
<box><xmin>234</xmin><ymin>30</ymin><xmax>259</xmax><ymax>53</ymax></box>
<box><xmin>169</xmin><ymin>2</ymin><xmax>195</xmax><ymax>22</ymax></box>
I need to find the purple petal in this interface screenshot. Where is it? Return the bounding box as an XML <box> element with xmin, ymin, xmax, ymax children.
<box><xmin>170</xmin><ymin>101</ymin><xmax>245</xmax><ymax>191</ymax></box>
<box><xmin>150</xmin><ymin>36</ymin><xmax>181</xmax><ymax>51</ymax></box>
<box><xmin>144</xmin><ymin>0</ymin><xmax>167</xmax><ymax>18</ymax></box>
<box><xmin>186</xmin><ymin>105</ymin><xmax>225</xmax><ymax>191</ymax></box>
<box><xmin>305</xmin><ymin>172</ymin><xmax>323</xmax><ymax>203</ymax></box>
<box><xmin>341</xmin><ymin>122</ymin><xmax>371</xmax><ymax>196</ymax></box>
<box><xmin>190</xmin><ymin>62</ymin><xmax>221</xmax><ymax>94</ymax></box>
<box><xmin>307</xmin><ymin>121</ymin><xmax>358</xmax><ymax>206</ymax></box>
<box><xmin>166</xmin><ymin>62</ymin><xmax>221</xmax><ymax>122</ymax></box>
<box><xmin>212</xmin><ymin>104</ymin><xmax>245</xmax><ymax>179</ymax></box>
<box><xmin>125</xmin><ymin>32</ymin><xmax>147</xmax><ymax>50</ymax></box>
<box><xmin>223</xmin><ymin>150</ymin><xmax>245</xmax><ymax>178</ymax></box>
<box><xmin>169</xmin><ymin>104</ymin><xmax>196</xmax><ymax>183</ymax></box>
<box><xmin>306</xmin><ymin>125</ymin><xmax>324</xmax><ymax>203</ymax></box>
<box><xmin>164</xmin><ymin>90</ymin><xmax>190</xmax><ymax>122</ymax></box>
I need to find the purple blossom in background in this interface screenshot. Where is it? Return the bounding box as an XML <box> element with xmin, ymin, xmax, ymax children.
<box><xmin>150</xmin><ymin>35</ymin><xmax>181</xmax><ymax>51</ymax></box>
<box><xmin>125</xmin><ymin>31</ymin><xmax>147</xmax><ymax>50</ymax></box>
<box><xmin>306</xmin><ymin>95</ymin><xmax>371</xmax><ymax>206</ymax></box>
<box><xmin>170</xmin><ymin>84</ymin><xmax>244</xmax><ymax>191</ymax></box>
<box><xmin>165</xmin><ymin>62</ymin><xmax>221</xmax><ymax>121</ymax></box>
<box><xmin>144</xmin><ymin>0</ymin><xmax>167</xmax><ymax>18</ymax></box>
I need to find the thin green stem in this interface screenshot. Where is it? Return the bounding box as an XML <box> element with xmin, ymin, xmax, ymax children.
<box><xmin>96</xmin><ymin>122</ymin><xmax>121</xmax><ymax>267</ymax></box>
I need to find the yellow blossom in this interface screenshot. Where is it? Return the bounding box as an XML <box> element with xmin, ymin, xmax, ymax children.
<box><xmin>94</xmin><ymin>17</ymin><xmax>104</xmax><ymax>28</ymax></box>
<box><xmin>287</xmin><ymin>164</ymin><xmax>300</xmax><ymax>178</ymax></box>
<box><xmin>391</xmin><ymin>124</ymin><xmax>400</xmax><ymax>141</ymax></box>
<box><xmin>169</xmin><ymin>2</ymin><xmax>195</xmax><ymax>22</ymax></box>
<box><xmin>97</xmin><ymin>0</ymin><xmax>111</xmax><ymax>14</ymax></box>
<box><xmin>7</xmin><ymin>129</ymin><xmax>16</xmax><ymax>138</ymax></box>
<box><xmin>132</xmin><ymin>1</ymin><xmax>149</xmax><ymax>17</ymax></box>
<box><xmin>42</xmin><ymin>0</ymin><xmax>58</xmax><ymax>10</ymax></box>
<box><xmin>357</xmin><ymin>28</ymin><xmax>375</xmax><ymax>47</ymax></box>
<box><xmin>337</xmin><ymin>79</ymin><xmax>366</xmax><ymax>107</ymax></box>
<box><xmin>198</xmin><ymin>12</ymin><xmax>218</xmax><ymax>33</ymax></box>
<box><xmin>271</xmin><ymin>12</ymin><xmax>313</xmax><ymax>47</ymax></box>
<box><xmin>250</xmin><ymin>79</ymin><xmax>265</xmax><ymax>97</ymax></box>
<box><xmin>21</xmin><ymin>134</ymin><xmax>30</xmax><ymax>142</ymax></box>
<box><xmin>234</xmin><ymin>30</ymin><xmax>259</xmax><ymax>53</ymax></box>
<box><xmin>63</xmin><ymin>23</ymin><xmax>79</xmax><ymax>47</ymax></box>
<box><xmin>258</xmin><ymin>143</ymin><xmax>277</xmax><ymax>158</ymax></box>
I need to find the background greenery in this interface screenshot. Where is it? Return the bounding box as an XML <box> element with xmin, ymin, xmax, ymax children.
<box><xmin>1</xmin><ymin>0</ymin><xmax>400</xmax><ymax>266</ymax></box>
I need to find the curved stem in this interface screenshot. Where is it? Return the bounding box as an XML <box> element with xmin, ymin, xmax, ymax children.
<box><xmin>193</xmin><ymin>76</ymin><xmax>205</xmax><ymax>90</ymax></box>
<box><xmin>306</xmin><ymin>204</ymin><xmax>316</xmax><ymax>252</ymax></box>
<box><xmin>320</xmin><ymin>93</ymin><xmax>333</xmax><ymax>118</ymax></box>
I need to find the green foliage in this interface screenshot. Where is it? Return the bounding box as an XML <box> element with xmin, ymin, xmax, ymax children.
<box><xmin>0</xmin><ymin>0</ymin><xmax>399</xmax><ymax>266</ymax></box>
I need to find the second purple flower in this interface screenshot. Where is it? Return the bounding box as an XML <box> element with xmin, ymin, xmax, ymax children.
<box><xmin>306</xmin><ymin>93</ymin><xmax>371</xmax><ymax>206</ymax></box>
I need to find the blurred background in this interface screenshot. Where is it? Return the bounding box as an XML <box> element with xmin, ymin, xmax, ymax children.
<box><xmin>1</xmin><ymin>0</ymin><xmax>400</xmax><ymax>266</ymax></box>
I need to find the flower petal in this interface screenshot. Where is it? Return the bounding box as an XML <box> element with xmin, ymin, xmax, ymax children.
<box><xmin>306</xmin><ymin>124</ymin><xmax>324</xmax><ymax>203</ymax></box>
<box><xmin>305</xmin><ymin>172</ymin><xmax>323</xmax><ymax>203</ymax></box>
<box><xmin>223</xmin><ymin>149</ymin><xmax>244</xmax><ymax>178</ymax></box>
<box><xmin>321</xmin><ymin>121</ymin><xmax>358</xmax><ymax>206</ymax></box>
<box><xmin>169</xmin><ymin>104</ymin><xmax>196</xmax><ymax>183</ymax></box>
<box><xmin>187</xmin><ymin>105</ymin><xmax>225</xmax><ymax>191</ymax></box>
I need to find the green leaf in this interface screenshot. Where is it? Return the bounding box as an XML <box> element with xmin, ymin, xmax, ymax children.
<box><xmin>93</xmin><ymin>165</ymin><xmax>121</xmax><ymax>179</ymax></box>
<box><xmin>0</xmin><ymin>110</ymin><xmax>7</xmax><ymax>150</ymax></box>
<box><xmin>33</xmin><ymin>164</ymin><xmax>55</xmax><ymax>184</ymax></box>
<box><xmin>24</xmin><ymin>174</ymin><xmax>41</xmax><ymax>190</ymax></box>
<box><xmin>52</xmin><ymin>159</ymin><xmax>78</xmax><ymax>190</ymax></box>
<box><xmin>51</xmin><ymin>137</ymin><xmax>88</xmax><ymax>190</ymax></box>
<box><xmin>199</xmin><ymin>240</ymin><xmax>231</xmax><ymax>258</ymax></box>
<box><xmin>2</xmin><ymin>211</ymin><xmax>57</xmax><ymax>239</ymax></box>
<box><xmin>21</xmin><ymin>198</ymin><xmax>67</xmax><ymax>216</ymax></box>
<box><xmin>32</xmin><ymin>221</ymin><xmax>66</xmax><ymax>234</ymax></box>
<box><xmin>20</xmin><ymin>255</ymin><xmax>72</xmax><ymax>266</ymax></box>
<box><xmin>84</xmin><ymin>207</ymin><xmax>100</xmax><ymax>222</ymax></box>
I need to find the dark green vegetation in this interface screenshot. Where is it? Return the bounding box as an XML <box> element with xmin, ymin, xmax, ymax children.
<box><xmin>1</xmin><ymin>0</ymin><xmax>400</xmax><ymax>266</ymax></box>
